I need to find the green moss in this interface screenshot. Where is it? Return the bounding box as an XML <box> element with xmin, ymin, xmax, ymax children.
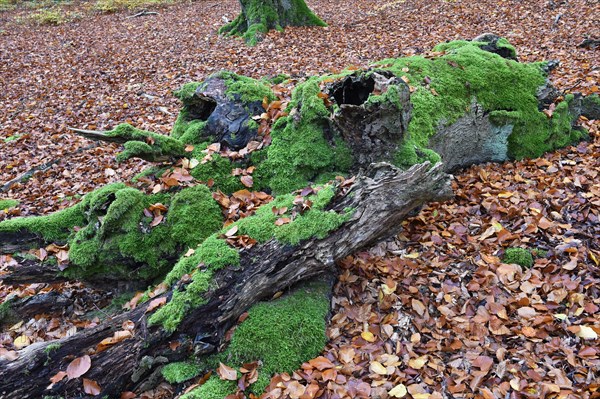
<box><xmin>173</xmin><ymin>82</ymin><xmax>203</xmax><ymax>103</ymax></box>
<box><xmin>188</xmin><ymin>150</ymin><xmax>245</xmax><ymax>194</ymax></box>
<box><xmin>0</xmin><ymin>298</ymin><xmax>17</xmax><ymax>326</ymax></box>
<box><xmin>105</xmin><ymin>124</ymin><xmax>185</xmax><ymax>161</ymax></box>
<box><xmin>232</xmin><ymin>185</ymin><xmax>349</xmax><ymax>245</ymax></box>
<box><xmin>372</xmin><ymin>40</ymin><xmax>583</xmax><ymax>164</ymax></box>
<box><xmin>168</xmin><ymin>185</ymin><xmax>223</xmax><ymax>249</ymax></box>
<box><xmin>0</xmin><ymin>202</ymin><xmax>85</xmax><ymax>242</ymax></box>
<box><xmin>255</xmin><ymin>78</ymin><xmax>353</xmax><ymax>193</ymax></box>
<box><xmin>217</xmin><ymin>71</ymin><xmax>275</xmax><ymax>104</ymax></box>
<box><xmin>209</xmin><ymin>280</ymin><xmax>330</xmax><ymax>396</ymax></box>
<box><xmin>162</xmin><ymin>361</ymin><xmax>202</xmax><ymax>384</ymax></box>
<box><xmin>180</xmin><ymin>376</ymin><xmax>237</xmax><ymax>399</ymax></box>
<box><xmin>495</xmin><ymin>38</ymin><xmax>518</xmax><ymax>59</ymax></box>
<box><xmin>171</xmin><ymin>109</ymin><xmax>210</xmax><ymax>144</ymax></box>
<box><xmin>502</xmin><ymin>247</ymin><xmax>534</xmax><ymax>268</ymax></box>
<box><xmin>0</xmin><ymin>199</ymin><xmax>19</xmax><ymax>210</ymax></box>
<box><xmin>44</xmin><ymin>343</ymin><xmax>61</xmax><ymax>355</ymax></box>
<box><xmin>65</xmin><ymin>184</ymin><xmax>222</xmax><ymax>280</ymax></box>
<box><xmin>150</xmin><ymin>233</ymin><xmax>241</xmax><ymax>331</ymax></box>
<box><xmin>164</xmin><ymin>234</ymin><xmax>239</xmax><ymax>286</ymax></box>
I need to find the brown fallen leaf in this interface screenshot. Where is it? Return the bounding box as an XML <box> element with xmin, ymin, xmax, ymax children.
<box><xmin>217</xmin><ymin>362</ymin><xmax>238</xmax><ymax>381</ymax></box>
<box><xmin>145</xmin><ymin>297</ymin><xmax>167</xmax><ymax>313</ymax></box>
<box><xmin>66</xmin><ymin>355</ymin><xmax>91</xmax><ymax>379</ymax></box>
<box><xmin>83</xmin><ymin>378</ymin><xmax>101</xmax><ymax>396</ymax></box>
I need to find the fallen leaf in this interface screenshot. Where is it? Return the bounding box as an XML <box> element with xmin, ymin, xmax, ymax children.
<box><xmin>66</xmin><ymin>355</ymin><xmax>91</xmax><ymax>379</ymax></box>
<box><xmin>83</xmin><ymin>378</ymin><xmax>101</xmax><ymax>395</ymax></box>
<box><xmin>145</xmin><ymin>297</ymin><xmax>167</xmax><ymax>313</ymax></box>
<box><xmin>388</xmin><ymin>384</ymin><xmax>408</xmax><ymax>398</ymax></box>
<box><xmin>217</xmin><ymin>362</ymin><xmax>238</xmax><ymax>381</ymax></box>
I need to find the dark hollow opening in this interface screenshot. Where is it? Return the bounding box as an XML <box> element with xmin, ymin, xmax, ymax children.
<box><xmin>330</xmin><ymin>76</ymin><xmax>375</xmax><ymax>106</ymax></box>
<box><xmin>187</xmin><ymin>97</ymin><xmax>218</xmax><ymax>121</ymax></box>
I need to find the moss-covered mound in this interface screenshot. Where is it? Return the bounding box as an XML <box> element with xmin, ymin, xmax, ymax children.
<box><xmin>174</xmin><ymin>279</ymin><xmax>330</xmax><ymax>398</ymax></box>
<box><xmin>502</xmin><ymin>247</ymin><xmax>534</xmax><ymax>268</ymax></box>
<box><xmin>0</xmin><ymin>183</ymin><xmax>223</xmax><ymax>280</ymax></box>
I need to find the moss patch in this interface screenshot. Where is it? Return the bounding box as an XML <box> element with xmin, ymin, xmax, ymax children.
<box><xmin>502</xmin><ymin>247</ymin><xmax>534</xmax><ymax>268</ymax></box>
<box><xmin>65</xmin><ymin>184</ymin><xmax>222</xmax><ymax>281</ymax></box>
<box><xmin>161</xmin><ymin>361</ymin><xmax>202</xmax><ymax>384</ymax></box>
<box><xmin>103</xmin><ymin>123</ymin><xmax>185</xmax><ymax>162</ymax></box>
<box><xmin>0</xmin><ymin>201</ymin><xmax>85</xmax><ymax>242</ymax></box>
<box><xmin>185</xmin><ymin>280</ymin><xmax>330</xmax><ymax>397</ymax></box>
<box><xmin>0</xmin><ymin>199</ymin><xmax>19</xmax><ymax>210</ymax></box>
<box><xmin>255</xmin><ymin>78</ymin><xmax>353</xmax><ymax>193</ymax></box>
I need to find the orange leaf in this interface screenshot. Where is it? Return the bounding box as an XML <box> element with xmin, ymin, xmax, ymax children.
<box><xmin>145</xmin><ymin>297</ymin><xmax>167</xmax><ymax>313</ymax></box>
<box><xmin>66</xmin><ymin>355</ymin><xmax>91</xmax><ymax>379</ymax></box>
<box><xmin>83</xmin><ymin>378</ymin><xmax>101</xmax><ymax>396</ymax></box>
<box><xmin>275</xmin><ymin>217</ymin><xmax>291</xmax><ymax>226</ymax></box>
<box><xmin>50</xmin><ymin>371</ymin><xmax>68</xmax><ymax>384</ymax></box>
<box><xmin>308</xmin><ymin>356</ymin><xmax>334</xmax><ymax>371</ymax></box>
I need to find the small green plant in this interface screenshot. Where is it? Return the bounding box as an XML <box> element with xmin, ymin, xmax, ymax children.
<box><xmin>502</xmin><ymin>247</ymin><xmax>534</xmax><ymax>268</ymax></box>
<box><xmin>43</xmin><ymin>343</ymin><xmax>61</xmax><ymax>365</ymax></box>
<box><xmin>30</xmin><ymin>8</ymin><xmax>66</xmax><ymax>25</ymax></box>
<box><xmin>0</xmin><ymin>199</ymin><xmax>19</xmax><ymax>210</ymax></box>
<box><xmin>3</xmin><ymin>134</ymin><xmax>22</xmax><ymax>142</ymax></box>
<box><xmin>94</xmin><ymin>0</ymin><xmax>172</xmax><ymax>13</ymax></box>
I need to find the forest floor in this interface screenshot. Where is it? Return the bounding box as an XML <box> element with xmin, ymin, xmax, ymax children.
<box><xmin>1</xmin><ymin>0</ymin><xmax>599</xmax><ymax>398</ymax></box>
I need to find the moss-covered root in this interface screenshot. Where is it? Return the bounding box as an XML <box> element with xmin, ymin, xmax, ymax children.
<box><xmin>219</xmin><ymin>0</ymin><xmax>326</xmax><ymax>46</ymax></box>
<box><xmin>179</xmin><ymin>279</ymin><xmax>331</xmax><ymax>398</ymax></box>
<box><xmin>105</xmin><ymin>123</ymin><xmax>186</xmax><ymax>162</ymax></box>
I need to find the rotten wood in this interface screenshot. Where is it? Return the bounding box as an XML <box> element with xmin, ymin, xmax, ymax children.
<box><xmin>0</xmin><ymin>162</ymin><xmax>452</xmax><ymax>398</ymax></box>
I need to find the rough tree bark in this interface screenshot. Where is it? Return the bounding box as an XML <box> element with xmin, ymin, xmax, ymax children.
<box><xmin>219</xmin><ymin>0</ymin><xmax>327</xmax><ymax>45</ymax></box>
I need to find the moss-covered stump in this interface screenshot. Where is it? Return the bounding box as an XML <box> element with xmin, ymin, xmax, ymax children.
<box><xmin>219</xmin><ymin>0</ymin><xmax>327</xmax><ymax>46</ymax></box>
<box><xmin>0</xmin><ymin>162</ymin><xmax>452</xmax><ymax>398</ymax></box>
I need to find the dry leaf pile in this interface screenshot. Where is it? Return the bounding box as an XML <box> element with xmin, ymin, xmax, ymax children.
<box><xmin>0</xmin><ymin>0</ymin><xmax>598</xmax><ymax>215</ymax></box>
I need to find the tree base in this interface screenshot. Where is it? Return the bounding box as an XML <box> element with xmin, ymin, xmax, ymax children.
<box><xmin>220</xmin><ymin>0</ymin><xmax>327</xmax><ymax>45</ymax></box>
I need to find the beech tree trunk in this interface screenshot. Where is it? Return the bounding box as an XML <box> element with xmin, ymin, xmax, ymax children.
<box><xmin>220</xmin><ymin>0</ymin><xmax>327</xmax><ymax>45</ymax></box>
<box><xmin>0</xmin><ymin>162</ymin><xmax>452</xmax><ymax>398</ymax></box>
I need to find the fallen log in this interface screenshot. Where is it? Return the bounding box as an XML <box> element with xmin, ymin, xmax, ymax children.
<box><xmin>0</xmin><ymin>36</ymin><xmax>597</xmax><ymax>398</ymax></box>
<box><xmin>0</xmin><ymin>162</ymin><xmax>452</xmax><ymax>398</ymax></box>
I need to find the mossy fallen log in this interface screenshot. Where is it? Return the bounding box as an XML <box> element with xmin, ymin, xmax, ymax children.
<box><xmin>0</xmin><ymin>37</ymin><xmax>597</xmax><ymax>398</ymax></box>
<box><xmin>0</xmin><ymin>162</ymin><xmax>451</xmax><ymax>398</ymax></box>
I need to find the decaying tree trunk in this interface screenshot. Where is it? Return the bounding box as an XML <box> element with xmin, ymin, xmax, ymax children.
<box><xmin>1</xmin><ymin>37</ymin><xmax>599</xmax><ymax>398</ymax></box>
<box><xmin>219</xmin><ymin>0</ymin><xmax>327</xmax><ymax>45</ymax></box>
<box><xmin>0</xmin><ymin>162</ymin><xmax>452</xmax><ymax>398</ymax></box>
